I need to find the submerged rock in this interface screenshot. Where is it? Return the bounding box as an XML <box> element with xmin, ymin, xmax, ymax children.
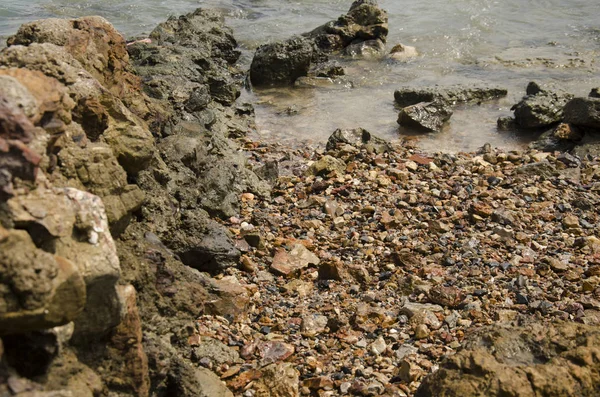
<box><xmin>394</xmin><ymin>85</ymin><xmax>507</xmax><ymax>108</ymax></box>
<box><xmin>397</xmin><ymin>101</ymin><xmax>453</xmax><ymax>132</ymax></box>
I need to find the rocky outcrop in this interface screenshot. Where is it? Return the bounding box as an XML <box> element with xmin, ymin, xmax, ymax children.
<box><xmin>0</xmin><ymin>7</ymin><xmax>273</xmax><ymax>397</ymax></box>
<box><xmin>416</xmin><ymin>322</ymin><xmax>600</xmax><ymax>397</ymax></box>
<box><xmin>250</xmin><ymin>0</ymin><xmax>388</xmax><ymax>87</ymax></box>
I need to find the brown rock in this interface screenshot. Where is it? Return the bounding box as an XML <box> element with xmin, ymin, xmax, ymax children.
<box><xmin>254</xmin><ymin>363</ymin><xmax>300</xmax><ymax>397</ymax></box>
<box><xmin>428</xmin><ymin>285</ymin><xmax>465</xmax><ymax>308</ymax></box>
<box><xmin>258</xmin><ymin>341</ymin><xmax>295</xmax><ymax>365</ymax></box>
<box><xmin>416</xmin><ymin>322</ymin><xmax>600</xmax><ymax>397</ymax></box>
<box><xmin>271</xmin><ymin>244</ymin><xmax>320</xmax><ymax>277</ymax></box>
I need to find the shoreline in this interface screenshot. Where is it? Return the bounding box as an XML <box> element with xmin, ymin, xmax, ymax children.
<box><xmin>1</xmin><ymin>4</ymin><xmax>600</xmax><ymax>397</ymax></box>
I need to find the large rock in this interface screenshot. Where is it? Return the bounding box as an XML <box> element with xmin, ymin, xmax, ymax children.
<box><xmin>6</xmin><ymin>187</ymin><xmax>122</xmax><ymax>337</ymax></box>
<box><xmin>397</xmin><ymin>101</ymin><xmax>453</xmax><ymax>132</ymax></box>
<box><xmin>0</xmin><ymin>43</ymin><xmax>156</xmax><ymax>176</ymax></box>
<box><xmin>416</xmin><ymin>322</ymin><xmax>600</xmax><ymax>397</ymax></box>
<box><xmin>250</xmin><ymin>36</ymin><xmax>314</xmax><ymax>87</ymax></box>
<box><xmin>0</xmin><ymin>226</ymin><xmax>86</xmax><ymax>334</ymax></box>
<box><xmin>510</xmin><ymin>82</ymin><xmax>573</xmax><ymax>129</ymax></box>
<box><xmin>7</xmin><ymin>16</ymin><xmax>156</xmax><ymax>121</ymax></box>
<box><xmin>563</xmin><ymin>97</ymin><xmax>600</xmax><ymax>130</ymax></box>
<box><xmin>305</xmin><ymin>0</ymin><xmax>388</xmax><ymax>52</ymax></box>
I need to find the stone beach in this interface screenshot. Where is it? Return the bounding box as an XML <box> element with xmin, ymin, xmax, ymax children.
<box><xmin>1</xmin><ymin>1</ymin><xmax>600</xmax><ymax>396</ymax></box>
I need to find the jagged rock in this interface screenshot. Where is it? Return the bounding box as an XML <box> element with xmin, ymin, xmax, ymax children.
<box><xmin>563</xmin><ymin>97</ymin><xmax>600</xmax><ymax>130</ymax></box>
<box><xmin>529</xmin><ymin>123</ymin><xmax>582</xmax><ymax>152</ymax></box>
<box><xmin>416</xmin><ymin>322</ymin><xmax>600</xmax><ymax>397</ymax></box>
<box><xmin>305</xmin><ymin>0</ymin><xmax>388</xmax><ymax>52</ymax></box>
<box><xmin>326</xmin><ymin>127</ymin><xmax>390</xmax><ymax>154</ymax></box>
<box><xmin>107</xmin><ymin>285</ymin><xmax>150</xmax><ymax>397</ymax></box>
<box><xmin>0</xmin><ymin>43</ymin><xmax>156</xmax><ymax>176</ymax></box>
<box><xmin>509</xmin><ymin>82</ymin><xmax>574</xmax><ymax>129</ymax></box>
<box><xmin>397</xmin><ymin>101</ymin><xmax>453</xmax><ymax>132</ymax></box>
<box><xmin>250</xmin><ymin>36</ymin><xmax>314</xmax><ymax>87</ymax></box>
<box><xmin>203</xmin><ymin>277</ymin><xmax>250</xmax><ymax>321</ymax></box>
<box><xmin>306</xmin><ymin>155</ymin><xmax>347</xmax><ymax>177</ymax></box>
<box><xmin>0</xmin><ymin>95</ymin><xmax>41</xmax><ymax>200</ymax></box>
<box><xmin>6</xmin><ymin>187</ymin><xmax>121</xmax><ymax>337</ymax></box>
<box><xmin>7</xmin><ymin>16</ymin><xmax>157</xmax><ymax>122</ymax></box>
<box><xmin>0</xmin><ymin>226</ymin><xmax>86</xmax><ymax>334</ymax></box>
<box><xmin>394</xmin><ymin>85</ymin><xmax>507</xmax><ymax>108</ymax></box>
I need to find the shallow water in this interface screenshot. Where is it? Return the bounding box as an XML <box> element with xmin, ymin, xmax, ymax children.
<box><xmin>1</xmin><ymin>0</ymin><xmax>599</xmax><ymax>152</ymax></box>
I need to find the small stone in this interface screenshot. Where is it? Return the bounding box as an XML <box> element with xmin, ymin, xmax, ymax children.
<box><xmin>414</xmin><ymin>324</ymin><xmax>429</xmax><ymax>339</ymax></box>
<box><xmin>369</xmin><ymin>336</ymin><xmax>387</xmax><ymax>356</ymax></box>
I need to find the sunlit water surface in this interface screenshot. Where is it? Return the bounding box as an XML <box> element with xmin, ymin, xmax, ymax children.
<box><xmin>1</xmin><ymin>0</ymin><xmax>599</xmax><ymax>152</ymax></box>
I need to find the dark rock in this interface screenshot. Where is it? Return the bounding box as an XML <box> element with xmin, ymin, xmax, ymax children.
<box><xmin>563</xmin><ymin>97</ymin><xmax>600</xmax><ymax>129</ymax></box>
<box><xmin>305</xmin><ymin>0</ymin><xmax>388</xmax><ymax>52</ymax></box>
<box><xmin>250</xmin><ymin>36</ymin><xmax>314</xmax><ymax>87</ymax></box>
<box><xmin>397</xmin><ymin>101</ymin><xmax>453</xmax><ymax>132</ymax></box>
<box><xmin>509</xmin><ymin>82</ymin><xmax>573</xmax><ymax>129</ymax></box>
<box><xmin>394</xmin><ymin>86</ymin><xmax>507</xmax><ymax>108</ymax></box>
<box><xmin>590</xmin><ymin>88</ymin><xmax>600</xmax><ymax>98</ymax></box>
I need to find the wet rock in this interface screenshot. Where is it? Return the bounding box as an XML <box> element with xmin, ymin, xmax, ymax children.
<box><xmin>387</xmin><ymin>43</ymin><xmax>418</xmax><ymax>61</ymax></box>
<box><xmin>397</xmin><ymin>101</ymin><xmax>453</xmax><ymax>132</ymax></box>
<box><xmin>563</xmin><ymin>97</ymin><xmax>600</xmax><ymax>130</ymax></box>
<box><xmin>305</xmin><ymin>0</ymin><xmax>388</xmax><ymax>52</ymax></box>
<box><xmin>253</xmin><ymin>363</ymin><xmax>300</xmax><ymax>397</ymax></box>
<box><xmin>250</xmin><ymin>36</ymin><xmax>314</xmax><ymax>87</ymax></box>
<box><xmin>394</xmin><ymin>85</ymin><xmax>507</xmax><ymax>108</ymax></box>
<box><xmin>343</xmin><ymin>39</ymin><xmax>386</xmax><ymax>58</ymax></box>
<box><xmin>416</xmin><ymin>322</ymin><xmax>600</xmax><ymax>397</ymax></box>
<box><xmin>509</xmin><ymin>82</ymin><xmax>573</xmax><ymax>129</ymax></box>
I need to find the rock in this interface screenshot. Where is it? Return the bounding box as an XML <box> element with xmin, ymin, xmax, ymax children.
<box><xmin>397</xmin><ymin>101</ymin><xmax>453</xmax><ymax>132</ymax></box>
<box><xmin>563</xmin><ymin>97</ymin><xmax>600</xmax><ymax>129</ymax></box>
<box><xmin>203</xmin><ymin>277</ymin><xmax>249</xmax><ymax>321</ymax></box>
<box><xmin>305</xmin><ymin>0</ymin><xmax>388</xmax><ymax>52</ymax></box>
<box><xmin>300</xmin><ymin>314</ymin><xmax>329</xmax><ymax>337</ymax></box>
<box><xmin>168</xmin><ymin>361</ymin><xmax>233</xmax><ymax>397</ymax></box>
<box><xmin>428</xmin><ymin>285</ymin><xmax>464</xmax><ymax>308</ymax></box>
<box><xmin>529</xmin><ymin>123</ymin><xmax>582</xmax><ymax>152</ymax></box>
<box><xmin>416</xmin><ymin>322</ymin><xmax>600</xmax><ymax>397</ymax></box>
<box><xmin>394</xmin><ymin>86</ymin><xmax>507</xmax><ymax>108</ymax></box>
<box><xmin>0</xmin><ymin>226</ymin><xmax>85</xmax><ymax>334</ymax></box>
<box><xmin>258</xmin><ymin>341</ymin><xmax>295</xmax><ymax>365</ymax></box>
<box><xmin>325</xmin><ymin>127</ymin><xmax>390</xmax><ymax>154</ymax></box>
<box><xmin>0</xmin><ymin>95</ymin><xmax>41</xmax><ymax>200</ymax></box>
<box><xmin>192</xmin><ymin>337</ymin><xmax>241</xmax><ymax>367</ymax></box>
<box><xmin>250</xmin><ymin>36</ymin><xmax>314</xmax><ymax>87</ymax></box>
<box><xmin>510</xmin><ymin>82</ymin><xmax>573</xmax><ymax>129</ymax></box>
<box><xmin>271</xmin><ymin>244</ymin><xmax>320</xmax><ymax>277</ymax></box>
<box><xmin>253</xmin><ymin>363</ymin><xmax>300</xmax><ymax>397</ymax></box>
<box><xmin>388</xmin><ymin>43</ymin><xmax>418</xmax><ymax>61</ymax></box>
<box><xmin>590</xmin><ymin>88</ymin><xmax>600</xmax><ymax>98</ymax></box>
<box><xmin>108</xmin><ymin>285</ymin><xmax>150</xmax><ymax>397</ymax></box>
<box><xmin>5</xmin><ymin>187</ymin><xmax>121</xmax><ymax>337</ymax></box>
<box><xmin>306</xmin><ymin>155</ymin><xmax>346</xmax><ymax>177</ymax></box>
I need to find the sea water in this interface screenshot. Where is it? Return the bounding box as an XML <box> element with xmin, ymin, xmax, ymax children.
<box><xmin>1</xmin><ymin>0</ymin><xmax>599</xmax><ymax>152</ymax></box>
